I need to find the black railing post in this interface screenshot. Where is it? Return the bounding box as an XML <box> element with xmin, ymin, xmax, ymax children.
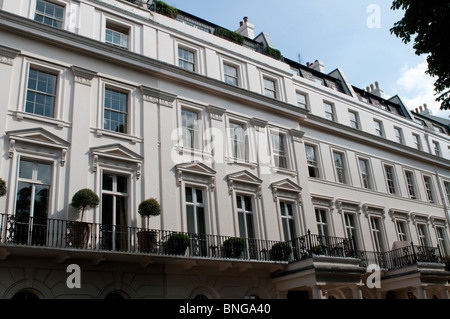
<box><xmin>411</xmin><ymin>242</ymin><xmax>417</xmax><ymax>263</ymax></box>
<box><xmin>307</xmin><ymin>229</ymin><xmax>312</xmax><ymax>256</ymax></box>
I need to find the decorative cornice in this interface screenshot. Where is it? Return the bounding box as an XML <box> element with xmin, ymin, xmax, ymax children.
<box><xmin>251</xmin><ymin>118</ymin><xmax>268</xmax><ymax>132</ymax></box>
<box><xmin>0</xmin><ymin>44</ymin><xmax>20</xmax><ymax>65</ymax></box>
<box><xmin>71</xmin><ymin>65</ymin><xmax>97</xmax><ymax>86</ymax></box>
<box><xmin>207</xmin><ymin>105</ymin><xmax>226</xmax><ymax>121</ymax></box>
<box><xmin>290</xmin><ymin>129</ymin><xmax>305</xmax><ymax>143</ymax></box>
<box><xmin>140</xmin><ymin>85</ymin><xmax>177</xmax><ymax>108</ymax></box>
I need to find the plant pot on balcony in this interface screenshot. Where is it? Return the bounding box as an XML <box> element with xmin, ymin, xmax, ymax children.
<box><xmin>137</xmin><ymin>230</ymin><xmax>158</xmax><ymax>253</ymax></box>
<box><xmin>166</xmin><ymin>233</ymin><xmax>190</xmax><ymax>255</ymax></box>
<box><xmin>270</xmin><ymin>242</ymin><xmax>292</xmax><ymax>261</ymax></box>
<box><xmin>72</xmin><ymin>221</ymin><xmax>91</xmax><ymax>249</ymax></box>
<box><xmin>223</xmin><ymin>237</ymin><xmax>246</xmax><ymax>259</ymax></box>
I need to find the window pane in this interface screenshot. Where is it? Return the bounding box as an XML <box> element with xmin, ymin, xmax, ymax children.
<box><xmin>15</xmin><ymin>181</ymin><xmax>32</xmax><ymax>217</ymax></box>
<box><xmin>19</xmin><ymin>160</ymin><xmax>34</xmax><ymax>180</ymax></box>
<box><xmin>102</xmin><ymin>174</ymin><xmax>113</xmax><ymax>191</ymax></box>
<box><xmin>36</xmin><ymin>163</ymin><xmax>51</xmax><ymax>184</ymax></box>
<box><xmin>185</xmin><ymin>187</ymin><xmax>193</xmax><ymax>203</ymax></box>
<box><xmin>116</xmin><ymin>175</ymin><xmax>128</xmax><ymax>193</ymax></box>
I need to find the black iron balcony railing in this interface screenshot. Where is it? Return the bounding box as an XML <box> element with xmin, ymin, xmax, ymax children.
<box><xmin>358</xmin><ymin>244</ymin><xmax>443</xmax><ymax>270</ymax></box>
<box><xmin>0</xmin><ymin>213</ymin><xmax>445</xmax><ymax>270</ymax></box>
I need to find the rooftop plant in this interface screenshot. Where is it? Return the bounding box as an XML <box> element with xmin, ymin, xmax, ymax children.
<box><xmin>155</xmin><ymin>1</ymin><xmax>178</xmax><ymax>19</ymax></box>
<box><xmin>214</xmin><ymin>27</ymin><xmax>244</xmax><ymax>45</ymax></box>
<box><xmin>264</xmin><ymin>46</ymin><xmax>282</xmax><ymax>60</ymax></box>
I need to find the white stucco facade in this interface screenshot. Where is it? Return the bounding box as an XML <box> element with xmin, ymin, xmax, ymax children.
<box><xmin>0</xmin><ymin>0</ymin><xmax>449</xmax><ymax>299</ymax></box>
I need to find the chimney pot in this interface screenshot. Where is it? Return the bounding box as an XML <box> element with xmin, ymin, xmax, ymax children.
<box><xmin>415</xmin><ymin>108</ymin><xmax>418</xmax><ymax>113</ymax></box>
<box><xmin>240</xmin><ymin>21</ymin><xmax>243</xmax><ymax>27</ymax></box>
<box><xmin>243</xmin><ymin>16</ymin><xmax>248</xmax><ymax>23</ymax></box>
<box><xmin>375</xmin><ymin>81</ymin><xmax>379</xmax><ymax>88</ymax></box>
<box><xmin>423</xmin><ymin>103</ymin><xmax>427</xmax><ymax>109</ymax></box>
<box><xmin>419</xmin><ymin>106</ymin><xmax>423</xmax><ymax>112</ymax></box>
<box><xmin>370</xmin><ymin>84</ymin><xmax>374</xmax><ymax>91</ymax></box>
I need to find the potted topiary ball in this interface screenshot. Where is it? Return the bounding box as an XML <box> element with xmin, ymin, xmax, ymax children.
<box><xmin>137</xmin><ymin>198</ymin><xmax>161</xmax><ymax>253</ymax></box>
<box><xmin>70</xmin><ymin>188</ymin><xmax>99</xmax><ymax>248</ymax></box>
<box><xmin>270</xmin><ymin>242</ymin><xmax>292</xmax><ymax>261</ymax></box>
<box><xmin>222</xmin><ymin>237</ymin><xmax>246</xmax><ymax>259</ymax></box>
<box><xmin>166</xmin><ymin>232</ymin><xmax>190</xmax><ymax>255</ymax></box>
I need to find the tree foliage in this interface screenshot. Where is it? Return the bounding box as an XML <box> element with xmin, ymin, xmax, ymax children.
<box><xmin>71</xmin><ymin>188</ymin><xmax>99</xmax><ymax>221</ymax></box>
<box><xmin>390</xmin><ymin>0</ymin><xmax>450</xmax><ymax>110</ymax></box>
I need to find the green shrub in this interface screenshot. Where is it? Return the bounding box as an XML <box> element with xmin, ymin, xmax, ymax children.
<box><xmin>214</xmin><ymin>27</ymin><xmax>244</xmax><ymax>45</ymax></box>
<box><xmin>155</xmin><ymin>1</ymin><xmax>178</xmax><ymax>19</ymax></box>
<box><xmin>0</xmin><ymin>178</ymin><xmax>7</xmax><ymax>197</ymax></box>
<box><xmin>166</xmin><ymin>233</ymin><xmax>190</xmax><ymax>255</ymax></box>
<box><xmin>223</xmin><ymin>237</ymin><xmax>246</xmax><ymax>258</ymax></box>
<box><xmin>264</xmin><ymin>46</ymin><xmax>282</xmax><ymax>60</ymax></box>
<box><xmin>270</xmin><ymin>242</ymin><xmax>292</xmax><ymax>261</ymax></box>
<box><xmin>138</xmin><ymin>198</ymin><xmax>161</xmax><ymax>228</ymax></box>
<box><xmin>70</xmin><ymin>188</ymin><xmax>99</xmax><ymax>221</ymax></box>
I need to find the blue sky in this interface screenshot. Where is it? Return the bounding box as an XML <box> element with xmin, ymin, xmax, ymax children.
<box><xmin>162</xmin><ymin>0</ymin><xmax>449</xmax><ymax>118</ymax></box>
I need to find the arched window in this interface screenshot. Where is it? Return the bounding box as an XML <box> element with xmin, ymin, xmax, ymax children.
<box><xmin>12</xmin><ymin>290</ymin><xmax>40</xmax><ymax>300</ymax></box>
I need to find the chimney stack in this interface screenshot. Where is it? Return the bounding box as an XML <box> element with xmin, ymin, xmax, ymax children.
<box><xmin>368</xmin><ymin>81</ymin><xmax>385</xmax><ymax>98</ymax></box>
<box><xmin>310</xmin><ymin>60</ymin><xmax>325</xmax><ymax>73</ymax></box>
<box><xmin>236</xmin><ymin>16</ymin><xmax>254</xmax><ymax>39</ymax></box>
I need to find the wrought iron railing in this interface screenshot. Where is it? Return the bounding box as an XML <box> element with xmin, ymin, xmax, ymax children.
<box><xmin>286</xmin><ymin>230</ymin><xmax>358</xmax><ymax>263</ymax></box>
<box><xmin>358</xmin><ymin>244</ymin><xmax>443</xmax><ymax>270</ymax></box>
<box><xmin>0</xmin><ymin>213</ymin><xmax>445</xmax><ymax>269</ymax></box>
<box><xmin>0</xmin><ymin>213</ymin><xmax>286</xmax><ymax>262</ymax></box>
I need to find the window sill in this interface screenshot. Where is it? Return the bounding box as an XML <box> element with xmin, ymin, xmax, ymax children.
<box><xmin>94</xmin><ymin>128</ymin><xmax>142</xmax><ymax>144</ymax></box>
<box><xmin>270</xmin><ymin>166</ymin><xmax>297</xmax><ymax>177</ymax></box>
<box><xmin>176</xmin><ymin>146</ymin><xmax>213</xmax><ymax>159</ymax></box>
<box><xmin>13</xmin><ymin>111</ymin><xmax>70</xmax><ymax>129</ymax></box>
<box><xmin>225</xmin><ymin>157</ymin><xmax>257</xmax><ymax>168</ymax></box>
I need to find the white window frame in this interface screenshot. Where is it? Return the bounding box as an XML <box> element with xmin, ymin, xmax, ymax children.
<box><xmin>226</xmin><ymin>117</ymin><xmax>250</xmax><ymax>162</ymax></box>
<box><xmin>394</xmin><ymin>126</ymin><xmax>404</xmax><ymax>144</ymax></box>
<box><xmin>332</xmin><ymin>150</ymin><xmax>348</xmax><ymax>185</ymax></box>
<box><xmin>412</xmin><ymin>133</ymin><xmax>422</xmax><ymax>151</ymax></box>
<box><xmin>175</xmin><ymin>41</ymin><xmax>202</xmax><ymax>74</ymax></box>
<box><xmin>416</xmin><ymin>223</ymin><xmax>429</xmax><ymax>247</ymax></box>
<box><xmin>323</xmin><ymin>101</ymin><xmax>336</xmax><ymax>122</ymax></box>
<box><xmin>305</xmin><ymin>143</ymin><xmax>321</xmax><ymax>178</ymax></box>
<box><xmin>96</xmin><ymin>79</ymin><xmax>137</xmax><ymax>142</ymax></box>
<box><xmin>369</xmin><ymin>216</ymin><xmax>385</xmax><ymax>252</ymax></box>
<box><xmin>269</xmin><ymin>129</ymin><xmax>291</xmax><ymax>170</ymax></box>
<box><xmin>395</xmin><ymin>219</ymin><xmax>409</xmax><ymax>242</ymax></box>
<box><xmin>432</xmin><ymin>140</ymin><xmax>441</xmax><ymax>157</ymax></box>
<box><xmin>296</xmin><ymin>91</ymin><xmax>308</xmax><ymax>110</ymax></box>
<box><xmin>373</xmin><ymin>119</ymin><xmax>384</xmax><ymax>137</ymax></box>
<box><xmin>384</xmin><ymin>164</ymin><xmax>399</xmax><ymax>195</ymax></box>
<box><xmin>436</xmin><ymin>226</ymin><xmax>449</xmax><ymax>257</ymax></box>
<box><xmin>315</xmin><ymin>208</ymin><xmax>329</xmax><ymax>237</ymax></box>
<box><xmin>17</xmin><ymin>59</ymin><xmax>66</xmax><ymax>126</ymax></box>
<box><xmin>403</xmin><ymin>169</ymin><xmax>418</xmax><ymax>200</ymax></box>
<box><xmin>105</xmin><ymin>20</ymin><xmax>130</xmax><ymax>50</ymax></box>
<box><xmin>444</xmin><ymin>181</ymin><xmax>450</xmax><ymax>205</ymax></box>
<box><xmin>219</xmin><ymin>55</ymin><xmax>246</xmax><ymax>89</ymax></box>
<box><xmin>422</xmin><ymin>174</ymin><xmax>436</xmax><ymax>203</ymax></box>
<box><xmin>348</xmin><ymin>110</ymin><xmax>360</xmax><ymax>129</ymax></box>
<box><xmin>32</xmin><ymin>0</ymin><xmax>67</xmax><ymax>29</ymax></box>
<box><xmin>358</xmin><ymin>157</ymin><xmax>373</xmax><ymax>190</ymax></box>
<box><xmin>279</xmin><ymin>200</ymin><xmax>298</xmax><ymax>242</ymax></box>
<box><xmin>101</xmin><ymin>13</ymin><xmax>133</xmax><ymax>51</ymax></box>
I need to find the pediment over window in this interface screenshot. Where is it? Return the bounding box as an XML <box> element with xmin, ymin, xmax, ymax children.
<box><xmin>175</xmin><ymin>162</ymin><xmax>216</xmax><ymax>189</ymax></box>
<box><xmin>271</xmin><ymin>179</ymin><xmax>302</xmax><ymax>202</ymax></box>
<box><xmin>7</xmin><ymin>128</ymin><xmax>69</xmax><ymax>165</ymax></box>
<box><xmin>227</xmin><ymin>170</ymin><xmax>262</xmax><ymax>186</ymax></box>
<box><xmin>90</xmin><ymin>144</ymin><xmax>143</xmax><ymax>163</ymax></box>
<box><xmin>175</xmin><ymin>162</ymin><xmax>216</xmax><ymax>177</ymax></box>
<box><xmin>271</xmin><ymin>179</ymin><xmax>302</xmax><ymax>193</ymax></box>
<box><xmin>90</xmin><ymin>144</ymin><xmax>143</xmax><ymax>179</ymax></box>
<box><xmin>7</xmin><ymin>128</ymin><xmax>69</xmax><ymax>150</ymax></box>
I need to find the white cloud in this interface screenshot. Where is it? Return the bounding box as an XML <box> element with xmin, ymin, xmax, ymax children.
<box><xmin>394</xmin><ymin>59</ymin><xmax>449</xmax><ymax>118</ymax></box>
